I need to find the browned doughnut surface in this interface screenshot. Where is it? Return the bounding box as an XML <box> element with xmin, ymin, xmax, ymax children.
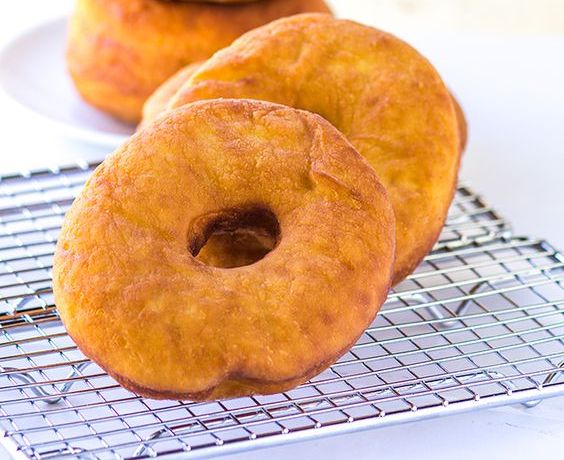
<box><xmin>53</xmin><ymin>99</ymin><xmax>395</xmax><ymax>400</ymax></box>
<box><xmin>145</xmin><ymin>63</ymin><xmax>285</xmax><ymax>269</ymax></box>
<box><xmin>452</xmin><ymin>95</ymin><xmax>468</xmax><ymax>153</ymax></box>
<box><xmin>170</xmin><ymin>14</ymin><xmax>461</xmax><ymax>284</ymax></box>
<box><xmin>142</xmin><ymin>61</ymin><xmax>203</xmax><ymax>127</ymax></box>
<box><xmin>66</xmin><ymin>0</ymin><xmax>332</xmax><ymax>123</ymax></box>
<box><xmin>143</xmin><ymin>65</ymin><xmax>469</xmax><ymax>155</ymax></box>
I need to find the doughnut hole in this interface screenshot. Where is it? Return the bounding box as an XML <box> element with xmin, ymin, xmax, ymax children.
<box><xmin>189</xmin><ymin>206</ymin><xmax>280</xmax><ymax>268</ymax></box>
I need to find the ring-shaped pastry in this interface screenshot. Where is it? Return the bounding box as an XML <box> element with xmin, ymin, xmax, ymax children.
<box><xmin>53</xmin><ymin>99</ymin><xmax>395</xmax><ymax>400</ymax></box>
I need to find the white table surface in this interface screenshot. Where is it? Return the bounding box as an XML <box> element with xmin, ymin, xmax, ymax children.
<box><xmin>0</xmin><ymin>2</ymin><xmax>562</xmax><ymax>459</ymax></box>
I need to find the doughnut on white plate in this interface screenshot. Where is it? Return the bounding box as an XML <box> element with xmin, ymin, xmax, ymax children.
<box><xmin>0</xmin><ymin>17</ymin><xmax>133</xmax><ymax>148</ymax></box>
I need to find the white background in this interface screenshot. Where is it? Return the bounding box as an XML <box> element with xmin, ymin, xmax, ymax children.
<box><xmin>0</xmin><ymin>1</ymin><xmax>562</xmax><ymax>459</ymax></box>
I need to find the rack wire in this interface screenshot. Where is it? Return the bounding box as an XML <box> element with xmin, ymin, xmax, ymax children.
<box><xmin>0</xmin><ymin>162</ymin><xmax>562</xmax><ymax>460</ymax></box>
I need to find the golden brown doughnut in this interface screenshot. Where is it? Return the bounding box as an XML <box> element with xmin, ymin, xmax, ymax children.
<box><xmin>169</xmin><ymin>14</ymin><xmax>461</xmax><ymax>284</ymax></box>
<box><xmin>53</xmin><ymin>99</ymin><xmax>395</xmax><ymax>400</ymax></box>
<box><xmin>66</xmin><ymin>0</ymin><xmax>331</xmax><ymax>123</ymax></box>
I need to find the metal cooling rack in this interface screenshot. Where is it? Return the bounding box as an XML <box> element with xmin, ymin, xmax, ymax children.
<box><xmin>0</xmin><ymin>162</ymin><xmax>562</xmax><ymax>460</ymax></box>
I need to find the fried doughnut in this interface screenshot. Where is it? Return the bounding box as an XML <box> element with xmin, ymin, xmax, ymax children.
<box><xmin>66</xmin><ymin>0</ymin><xmax>331</xmax><ymax>123</ymax></box>
<box><xmin>169</xmin><ymin>14</ymin><xmax>461</xmax><ymax>284</ymax></box>
<box><xmin>53</xmin><ymin>99</ymin><xmax>395</xmax><ymax>400</ymax></box>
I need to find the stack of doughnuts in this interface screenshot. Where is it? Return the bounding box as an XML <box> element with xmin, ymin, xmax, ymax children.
<box><xmin>66</xmin><ymin>0</ymin><xmax>332</xmax><ymax>122</ymax></box>
<box><xmin>55</xmin><ymin>13</ymin><xmax>465</xmax><ymax>401</ymax></box>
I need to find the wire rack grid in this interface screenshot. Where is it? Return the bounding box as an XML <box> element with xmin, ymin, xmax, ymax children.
<box><xmin>0</xmin><ymin>162</ymin><xmax>562</xmax><ymax>460</ymax></box>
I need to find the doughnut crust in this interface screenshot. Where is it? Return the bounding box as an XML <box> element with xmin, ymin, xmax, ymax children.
<box><xmin>170</xmin><ymin>14</ymin><xmax>461</xmax><ymax>284</ymax></box>
<box><xmin>145</xmin><ymin>63</ymin><xmax>468</xmax><ymax>156</ymax></box>
<box><xmin>142</xmin><ymin>61</ymin><xmax>203</xmax><ymax>127</ymax></box>
<box><xmin>452</xmin><ymin>95</ymin><xmax>468</xmax><ymax>153</ymax></box>
<box><xmin>66</xmin><ymin>0</ymin><xmax>331</xmax><ymax>123</ymax></box>
<box><xmin>53</xmin><ymin>99</ymin><xmax>395</xmax><ymax>400</ymax></box>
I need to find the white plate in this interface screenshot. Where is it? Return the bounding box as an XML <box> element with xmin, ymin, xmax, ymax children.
<box><xmin>0</xmin><ymin>16</ymin><xmax>134</xmax><ymax>148</ymax></box>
